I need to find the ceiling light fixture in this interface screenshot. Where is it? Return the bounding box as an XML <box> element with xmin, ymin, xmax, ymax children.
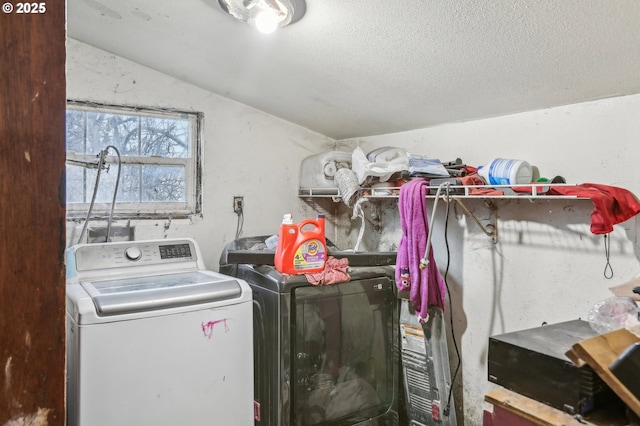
<box><xmin>216</xmin><ymin>0</ymin><xmax>306</xmax><ymax>34</ymax></box>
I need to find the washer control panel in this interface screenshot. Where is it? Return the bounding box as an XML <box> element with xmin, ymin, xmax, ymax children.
<box><xmin>72</xmin><ymin>239</ymin><xmax>197</xmax><ymax>273</ymax></box>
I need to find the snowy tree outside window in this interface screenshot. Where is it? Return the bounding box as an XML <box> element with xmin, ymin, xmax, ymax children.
<box><xmin>65</xmin><ymin>102</ymin><xmax>202</xmax><ymax>218</ymax></box>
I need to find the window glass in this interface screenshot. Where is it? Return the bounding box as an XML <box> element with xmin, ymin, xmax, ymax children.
<box><xmin>86</xmin><ymin>111</ymin><xmax>140</xmax><ymax>156</ymax></box>
<box><xmin>141</xmin><ymin>116</ymin><xmax>190</xmax><ymax>158</ymax></box>
<box><xmin>65</xmin><ymin>103</ymin><xmax>201</xmax><ymax>218</ymax></box>
<box><xmin>141</xmin><ymin>165</ymin><xmax>186</xmax><ymax>202</ymax></box>
<box><xmin>66</xmin><ymin>109</ymin><xmax>85</xmax><ymax>154</ymax></box>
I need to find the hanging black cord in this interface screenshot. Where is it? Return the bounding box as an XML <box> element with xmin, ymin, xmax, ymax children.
<box><xmin>603</xmin><ymin>233</ymin><xmax>613</xmax><ymax>279</ymax></box>
<box><xmin>442</xmin><ymin>187</ymin><xmax>461</xmax><ymax>417</ymax></box>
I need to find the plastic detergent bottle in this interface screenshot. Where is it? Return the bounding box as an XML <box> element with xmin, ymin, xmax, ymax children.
<box><xmin>274</xmin><ymin>214</ymin><xmax>327</xmax><ymax>275</ymax></box>
<box><xmin>477</xmin><ymin>158</ymin><xmax>533</xmax><ymax>185</ymax></box>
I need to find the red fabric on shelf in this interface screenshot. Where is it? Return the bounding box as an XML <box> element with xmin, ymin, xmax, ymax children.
<box><xmin>547</xmin><ymin>183</ymin><xmax>640</xmax><ymax>234</ymax></box>
<box><xmin>460</xmin><ymin>173</ymin><xmax>505</xmax><ymax>196</ymax></box>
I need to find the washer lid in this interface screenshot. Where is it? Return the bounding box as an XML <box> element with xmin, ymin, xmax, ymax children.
<box><xmin>80</xmin><ymin>271</ymin><xmax>242</xmax><ymax>316</ymax></box>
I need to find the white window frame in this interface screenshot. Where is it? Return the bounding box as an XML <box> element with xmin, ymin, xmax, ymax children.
<box><xmin>65</xmin><ymin>101</ymin><xmax>202</xmax><ymax>219</ymax></box>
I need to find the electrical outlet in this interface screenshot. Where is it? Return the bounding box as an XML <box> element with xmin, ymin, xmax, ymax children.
<box><xmin>233</xmin><ymin>196</ymin><xmax>244</xmax><ymax>214</ymax></box>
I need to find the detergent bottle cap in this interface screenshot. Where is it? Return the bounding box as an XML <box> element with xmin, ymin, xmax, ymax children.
<box><xmin>282</xmin><ymin>214</ymin><xmax>293</xmax><ymax>224</ymax></box>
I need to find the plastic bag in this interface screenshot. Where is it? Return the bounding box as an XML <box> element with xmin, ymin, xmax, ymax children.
<box><xmin>351</xmin><ymin>146</ymin><xmax>408</xmax><ymax>184</ymax></box>
<box><xmin>587</xmin><ymin>296</ymin><xmax>640</xmax><ymax>334</ymax></box>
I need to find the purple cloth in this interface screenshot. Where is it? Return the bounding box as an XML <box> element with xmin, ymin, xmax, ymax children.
<box><xmin>395</xmin><ymin>179</ymin><xmax>446</xmax><ymax>322</ymax></box>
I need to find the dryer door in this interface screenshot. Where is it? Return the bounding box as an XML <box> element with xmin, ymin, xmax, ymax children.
<box><xmin>290</xmin><ymin>276</ymin><xmax>399</xmax><ymax>425</ymax></box>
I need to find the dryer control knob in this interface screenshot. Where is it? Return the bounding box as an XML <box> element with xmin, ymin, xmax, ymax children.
<box><xmin>125</xmin><ymin>246</ymin><xmax>142</xmax><ymax>261</ymax></box>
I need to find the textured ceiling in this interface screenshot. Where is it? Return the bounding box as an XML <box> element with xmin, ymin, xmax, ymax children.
<box><xmin>67</xmin><ymin>0</ymin><xmax>640</xmax><ymax>139</ymax></box>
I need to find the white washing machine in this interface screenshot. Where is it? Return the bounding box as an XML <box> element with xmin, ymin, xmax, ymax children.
<box><xmin>66</xmin><ymin>238</ymin><xmax>253</xmax><ymax>426</ymax></box>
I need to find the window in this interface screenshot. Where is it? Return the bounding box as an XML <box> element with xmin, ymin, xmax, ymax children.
<box><xmin>65</xmin><ymin>102</ymin><xmax>202</xmax><ymax>219</ymax></box>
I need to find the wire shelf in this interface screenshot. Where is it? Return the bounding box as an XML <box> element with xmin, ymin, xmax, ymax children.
<box><xmin>299</xmin><ymin>183</ymin><xmax>587</xmax><ymax>201</ymax></box>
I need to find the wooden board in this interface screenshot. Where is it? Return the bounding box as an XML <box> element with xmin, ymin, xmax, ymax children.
<box><xmin>0</xmin><ymin>2</ymin><xmax>67</xmax><ymax>425</ymax></box>
<box><xmin>609</xmin><ymin>276</ymin><xmax>640</xmax><ymax>302</ymax></box>
<box><xmin>485</xmin><ymin>387</ymin><xmax>628</xmax><ymax>426</ymax></box>
<box><xmin>570</xmin><ymin>328</ymin><xmax>640</xmax><ymax>417</ymax></box>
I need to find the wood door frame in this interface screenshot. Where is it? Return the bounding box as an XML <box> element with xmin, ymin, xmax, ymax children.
<box><xmin>0</xmin><ymin>2</ymin><xmax>67</xmax><ymax>424</ymax></box>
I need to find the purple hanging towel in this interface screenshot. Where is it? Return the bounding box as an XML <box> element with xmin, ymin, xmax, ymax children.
<box><xmin>395</xmin><ymin>178</ymin><xmax>446</xmax><ymax>322</ymax></box>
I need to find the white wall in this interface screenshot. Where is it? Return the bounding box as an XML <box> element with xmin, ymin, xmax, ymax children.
<box><xmin>67</xmin><ymin>38</ymin><xmax>640</xmax><ymax>425</ymax></box>
<box><xmin>66</xmin><ymin>39</ymin><xmax>334</xmax><ymax>269</ymax></box>
<box><xmin>339</xmin><ymin>95</ymin><xmax>640</xmax><ymax>424</ymax></box>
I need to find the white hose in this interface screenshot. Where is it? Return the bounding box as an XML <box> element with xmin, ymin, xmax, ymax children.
<box><xmin>420</xmin><ymin>182</ymin><xmax>451</xmax><ymax>269</ymax></box>
<box><xmin>351</xmin><ymin>197</ymin><xmax>367</xmax><ymax>252</ymax></box>
<box><xmin>77</xmin><ymin>149</ymin><xmax>108</xmax><ymax>245</ymax></box>
<box><xmin>76</xmin><ymin>145</ymin><xmax>122</xmax><ymax>244</ymax></box>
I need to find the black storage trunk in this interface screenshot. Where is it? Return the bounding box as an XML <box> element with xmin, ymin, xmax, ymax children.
<box><xmin>488</xmin><ymin>319</ymin><xmax>615</xmax><ymax>414</ymax></box>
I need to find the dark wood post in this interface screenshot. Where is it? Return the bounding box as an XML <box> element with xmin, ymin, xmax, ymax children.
<box><xmin>0</xmin><ymin>1</ymin><xmax>67</xmax><ymax>424</ymax></box>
